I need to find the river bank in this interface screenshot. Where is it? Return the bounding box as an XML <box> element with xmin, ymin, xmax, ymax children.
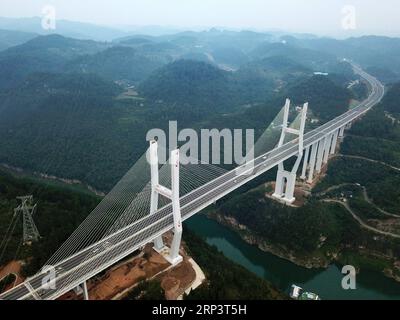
<box><xmin>186</xmin><ymin>213</ymin><xmax>400</xmax><ymax>300</ymax></box>
<box><xmin>207</xmin><ymin>210</ymin><xmax>400</xmax><ymax>284</ymax></box>
<box><xmin>208</xmin><ymin>211</ymin><xmax>331</xmax><ymax>269</ymax></box>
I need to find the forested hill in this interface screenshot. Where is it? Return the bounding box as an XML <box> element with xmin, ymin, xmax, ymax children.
<box><xmin>0</xmin><ymin>58</ymin><xmax>355</xmax><ymax>191</ymax></box>
<box><xmin>281</xmin><ymin>35</ymin><xmax>400</xmax><ymax>83</ymax></box>
<box><xmin>0</xmin><ymin>29</ymin><xmax>38</xmax><ymax>52</ymax></box>
<box><xmin>139</xmin><ymin>60</ymin><xmax>239</xmax><ymax>112</ymax></box>
<box><xmin>288</xmin><ymin>75</ymin><xmax>352</xmax><ymax>121</ymax></box>
<box><xmin>0</xmin><ymin>34</ymin><xmax>110</xmax><ymax>89</ymax></box>
<box><xmin>380</xmin><ymin>82</ymin><xmax>400</xmax><ymax>115</ymax></box>
<box><xmin>65</xmin><ymin>46</ymin><xmax>167</xmax><ymax>83</ymax></box>
<box><xmin>0</xmin><ymin>30</ymin><xmax>364</xmax><ymax>192</ymax></box>
<box><xmin>0</xmin><ymin>72</ymin><xmax>130</xmax><ymax>190</ymax></box>
<box><xmin>249</xmin><ymin>42</ymin><xmax>339</xmax><ymax>72</ymax></box>
<box><xmin>0</xmin><ymin>169</ymin><xmax>100</xmax><ymax>275</ymax></box>
<box><xmin>139</xmin><ymin>58</ymin><xmax>328</xmax><ymax>113</ymax></box>
<box><xmin>0</xmin><ymin>72</ymin><xmax>121</xmax><ymax>120</ymax></box>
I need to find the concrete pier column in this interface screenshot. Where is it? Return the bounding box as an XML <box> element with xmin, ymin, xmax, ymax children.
<box><xmin>323</xmin><ymin>134</ymin><xmax>332</xmax><ymax>164</ymax></box>
<box><xmin>82</xmin><ymin>281</ymin><xmax>89</xmax><ymax>301</ymax></box>
<box><xmin>273</xmin><ymin>154</ymin><xmax>302</xmax><ymax>204</ymax></box>
<box><xmin>339</xmin><ymin>126</ymin><xmax>345</xmax><ymax>138</ymax></box>
<box><xmin>307</xmin><ymin>142</ymin><xmax>319</xmax><ymax>183</ymax></box>
<box><xmin>273</xmin><ymin>169</ymin><xmax>286</xmax><ymax>198</ymax></box>
<box><xmin>283</xmin><ymin>172</ymin><xmax>297</xmax><ymax>203</ymax></box>
<box><xmin>315</xmin><ymin>139</ymin><xmax>326</xmax><ymax>173</ymax></box>
<box><xmin>330</xmin><ymin>130</ymin><xmax>339</xmax><ymax>154</ymax></box>
<box><xmin>300</xmin><ymin>146</ymin><xmax>310</xmax><ymax>180</ymax></box>
<box><xmin>273</xmin><ymin>169</ymin><xmax>296</xmax><ymax>204</ymax></box>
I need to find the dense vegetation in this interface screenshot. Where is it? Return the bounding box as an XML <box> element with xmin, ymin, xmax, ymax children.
<box><xmin>217</xmin><ymin>186</ymin><xmax>354</xmax><ymax>259</ymax></box>
<box><xmin>342</xmin><ymin>86</ymin><xmax>400</xmax><ymax>160</ymax></box>
<box><xmin>288</xmin><ymin>75</ymin><xmax>352</xmax><ymax>121</ymax></box>
<box><xmin>0</xmin><ymin>35</ymin><xmax>109</xmax><ymax>89</ymax></box>
<box><xmin>249</xmin><ymin>42</ymin><xmax>338</xmax><ymax>72</ymax></box>
<box><xmin>0</xmin><ymin>169</ymin><xmax>99</xmax><ymax>275</ymax></box>
<box><xmin>139</xmin><ymin>60</ymin><xmax>241</xmax><ymax>112</ymax></box>
<box><xmin>282</xmin><ymin>35</ymin><xmax>400</xmax><ymax>83</ymax></box>
<box><xmin>66</xmin><ymin>46</ymin><xmax>166</xmax><ymax>83</ymax></box>
<box><xmin>183</xmin><ymin>230</ymin><xmax>286</xmax><ymax>300</ymax></box>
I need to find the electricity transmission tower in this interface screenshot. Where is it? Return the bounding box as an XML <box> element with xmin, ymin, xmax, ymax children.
<box><xmin>15</xmin><ymin>196</ymin><xmax>41</xmax><ymax>245</ymax></box>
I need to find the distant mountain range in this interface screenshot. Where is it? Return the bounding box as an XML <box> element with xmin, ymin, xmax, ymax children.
<box><xmin>0</xmin><ymin>17</ymin><xmax>194</xmax><ymax>41</ymax></box>
<box><xmin>0</xmin><ymin>16</ymin><xmax>127</xmax><ymax>41</ymax></box>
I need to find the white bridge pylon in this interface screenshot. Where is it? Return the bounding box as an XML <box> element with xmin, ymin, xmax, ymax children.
<box><xmin>272</xmin><ymin>99</ymin><xmax>308</xmax><ymax>204</ymax></box>
<box><xmin>149</xmin><ymin>140</ymin><xmax>183</xmax><ymax>265</ymax></box>
<box><xmin>272</xmin><ymin>98</ymin><xmax>348</xmax><ymax>204</ymax></box>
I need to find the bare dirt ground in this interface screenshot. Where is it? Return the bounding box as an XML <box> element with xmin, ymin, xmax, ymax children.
<box><xmin>0</xmin><ymin>260</ymin><xmax>24</xmax><ymax>292</ymax></box>
<box><xmin>159</xmin><ymin>257</ymin><xmax>196</xmax><ymax>300</ymax></box>
<box><xmin>59</xmin><ymin>233</ymin><xmax>200</xmax><ymax>300</ymax></box>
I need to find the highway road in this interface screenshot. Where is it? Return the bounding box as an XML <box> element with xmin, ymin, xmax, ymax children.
<box><xmin>0</xmin><ymin>64</ymin><xmax>385</xmax><ymax>300</ymax></box>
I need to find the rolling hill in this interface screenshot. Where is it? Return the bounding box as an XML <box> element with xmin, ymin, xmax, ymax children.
<box><xmin>0</xmin><ymin>29</ymin><xmax>37</xmax><ymax>52</ymax></box>
<box><xmin>288</xmin><ymin>75</ymin><xmax>352</xmax><ymax>121</ymax></box>
<box><xmin>66</xmin><ymin>46</ymin><xmax>166</xmax><ymax>83</ymax></box>
<box><xmin>0</xmin><ymin>34</ymin><xmax>110</xmax><ymax>89</ymax></box>
<box><xmin>138</xmin><ymin>60</ymin><xmax>238</xmax><ymax>112</ymax></box>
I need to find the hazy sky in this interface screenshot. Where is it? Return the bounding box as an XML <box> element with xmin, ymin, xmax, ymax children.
<box><xmin>0</xmin><ymin>0</ymin><xmax>399</xmax><ymax>36</ymax></box>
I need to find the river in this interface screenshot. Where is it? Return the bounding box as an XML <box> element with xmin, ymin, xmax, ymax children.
<box><xmin>186</xmin><ymin>214</ymin><xmax>400</xmax><ymax>300</ymax></box>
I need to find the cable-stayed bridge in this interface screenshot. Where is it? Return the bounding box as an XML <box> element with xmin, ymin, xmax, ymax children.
<box><xmin>0</xmin><ymin>64</ymin><xmax>384</xmax><ymax>300</ymax></box>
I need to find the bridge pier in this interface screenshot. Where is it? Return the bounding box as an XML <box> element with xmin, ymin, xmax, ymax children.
<box><xmin>330</xmin><ymin>129</ymin><xmax>339</xmax><ymax>154</ymax></box>
<box><xmin>73</xmin><ymin>281</ymin><xmax>89</xmax><ymax>300</ymax></box>
<box><xmin>323</xmin><ymin>134</ymin><xmax>332</xmax><ymax>164</ymax></box>
<box><xmin>300</xmin><ymin>146</ymin><xmax>310</xmax><ymax>180</ymax></box>
<box><xmin>82</xmin><ymin>281</ymin><xmax>89</xmax><ymax>300</ymax></box>
<box><xmin>273</xmin><ymin>156</ymin><xmax>302</xmax><ymax>204</ymax></box>
<box><xmin>307</xmin><ymin>142</ymin><xmax>319</xmax><ymax>183</ymax></box>
<box><xmin>339</xmin><ymin>126</ymin><xmax>345</xmax><ymax>138</ymax></box>
<box><xmin>149</xmin><ymin>141</ymin><xmax>183</xmax><ymax>266</ymax></box>
<box><xmin>315</xmin><ymin>138</ymin><xmax>326</xmax><ymax>173</ymax></box>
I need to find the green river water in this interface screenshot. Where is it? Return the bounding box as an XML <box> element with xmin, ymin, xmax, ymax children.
<box><xmin>186</xmin><ymin>214</ymin><xmax>400</xmax><ymax>300</ymax></box>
